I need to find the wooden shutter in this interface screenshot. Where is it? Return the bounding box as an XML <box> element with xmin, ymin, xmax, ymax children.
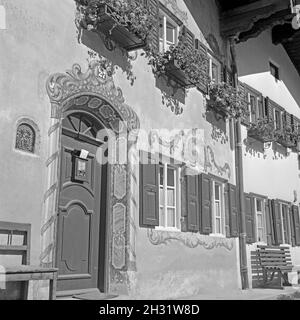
<box><xmin>224</xmin><ymin>184</ymin><xmax>230</xmax><ymax>237</ymax></box>
<box><xmin>244</xmin><ymin>193</ymin><xmax>255</xmax><ymax>244</ymax></box>
<box><xmin>180</xmin><ymin>26</ymin><xmax>195</xmax><ymax>52</ymax></box>
<box><xmin>200</xmin><ymin>174</ymin><xmax>212</xmax><ymax>235</ymax></box>
<box><xmin>186</xmin><ymin>174</ymin><xmax>200</xmax><ymax>232</ymax></box>
<box><xmin>139</xmin><ymin>157</ymin><xmax>159</xmax><ymax>227</ymax></box>
<box><xmin>265</xmin><ymin>97</ymin><xmax>274</xmax><ymax>122</ymax></box>
<box><xmin>265</xmin><ymin>199</ymin><xmax>275</xmax><ymax>245</ymax></box>
<box><xmin>292</xmin><ymin>205</ymin><xmax>300</xmax><ymax>246</ymax></box>
<box><xmin>290</xmin><ymin>206</ymin><xmax>296</xmax><ymax>247</ymax></box>
<box><xmin>239</xmin><ymin>83</ymin><xmax>249</xmax><ymax>125</ymax></box>
<box><xmin>145</xmin><ymin>0</ymin><xmax>160</xmax><ymax>52</ymax></box>
<box><xmin>271</xmin><ymin>200</ymin><xmax>283</xmax><ymax>245</ymax></box>
<box><xmin>194</xmin><ymin>39</ymin><xmax>209</xmax><ymax>94</ymax></box>
<box><xmin>228</xmin><ymin>184</ymin><xmax>239</xmax><ymax>237</ymax></box>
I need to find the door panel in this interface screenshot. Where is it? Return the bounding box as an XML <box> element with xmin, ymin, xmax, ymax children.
<box><xmin>56</xmin><ymin>126</ymin><xmax>103</xmax><ymax>292</ymax></box>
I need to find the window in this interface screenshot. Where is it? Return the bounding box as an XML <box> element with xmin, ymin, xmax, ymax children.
<box><xmin>158</xmin><ymin>164</ymin><xmax>181</xmax><ymax>230</ymax></box>
<box><xmin>280</xmin><ymin>203</ymin><xmax>292</xmax><ymax>245</ymax></box>
<box><xmin>15</xmin><ymin>123</ymin><xmax>36</xmax><ymax>153</ymax></box>
<box><xmin>270</xmin><ymin>62</ymin><xmax>279</xmax><ymax>80</ymax></box>
<box><xmin>249</xmin><ymin>94</ymin><xmax>258</xmax><ymax>123</ymax></box>
<box><xmin>212</xmin><ymin>181</ymin><xmax>225</xmax><ymax>236</ymax></box>
<box><xmin>159</xmin><ymin>11</ymin><xmax>180</xmax><ymax>52</ymax></box>
<box><xmin>255</xmin><ymin>198</ymin><xmax>266</xmax><ymax>243</ymax></box>
<box><xmin>209</xmin><ymin>56</ymin><xmax>221</xmax><ymax>83</ymax></box>
<box><xmin>274</xmin><ymin>109</ymin><xmax>282</xmax><ymax>130</ymax></box>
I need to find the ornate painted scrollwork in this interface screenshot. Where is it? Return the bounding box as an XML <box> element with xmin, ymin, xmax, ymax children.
<box><xmin>147</xmin><ymin>229</ymin><xmax>234</xmax><ymax>251</ymax></box>
<box><xmin>46</xmin><ymin>60</ymin><xmax>140</xmax><ymax>131</ymax></box>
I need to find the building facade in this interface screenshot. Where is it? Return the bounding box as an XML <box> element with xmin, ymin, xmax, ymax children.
<box><xmin>0</xmin><ymin>0</ymin><xmax>299</xmax><ymax>299</ymax></box>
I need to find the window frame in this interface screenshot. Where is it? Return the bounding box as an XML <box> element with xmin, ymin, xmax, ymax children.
<box><xmin>209</xmin><ymin>177</ymin><xmax>226</xmax><ymax>237</ymax></box>
<box><xmin>274</xmin><ymin>108</ymin><xmax>283</xmax><ymax>130</ymax></box>
<box><xmin>269</xmin><ymin>61</ymin><xmax>280</xmax><ymax>81</ymax></box>
<box><xmin>254</xmin><ymin>197</ymin><xmax>267</xmax><ymax>244</ymax></box>
<box><xmin>157</xmin><ymin>162</ymin><xmax>181</xmax><ymax>232</ymax></box>
<box><xmin>208</xmin><ymin>54</ymin><xmax>221</xmax><ymax>84</ymax></box>
<box><xmin>279</xmin><ymin>202</ymin><xmax>292</xmax><ymax>245</ymax></box>
<box><xmin>158</xmin><ymin>8</ymin><xmax>181</xmax><ymax>53</ymax></box>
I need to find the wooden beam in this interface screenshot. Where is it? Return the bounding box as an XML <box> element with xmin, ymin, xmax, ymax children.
<box><xmin>221</xmin><ymin>0</ymin><xmax>290</xmax><ymax>38</ymax></box>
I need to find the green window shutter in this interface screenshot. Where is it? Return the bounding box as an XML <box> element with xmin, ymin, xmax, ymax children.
<box><xmin>271</xmin><ymin>200</ymin><xmax>283</xmax><ymax>245</ymax></box>
<box><xmin>292</xmin><ymin>205</ymin><xmax>300</xmax><ymax>246</ymax></box>
<box><xmin>145</xmin><ymin>0</ymin><xmax>160</xmax><ymax>52</ymax></box>
<box><xmin>186</xmin><ymin>174</ymin><xmax>200</xmax><ymax>232</ymax></box>
<box><xmin>139</xmin><ymin>153</ymin><xmax>159</xmax><ymax>227</ymax></box>
<box><xmin>265</xmin><ymin>97</ymin><xmax>274</xmax><ymax>122</ymax></box>
<box><xmin>224</xmin><ymin>184</ymin><xmax>230</xmax><ymax>237</ymax></box>
<box><xmin>290</xmin><ymin>206</ymin><xmax>296</xmax><ymax>247</ymax></box>
<box><xmin>244</xmin><ymin>193</ymin><xmax>255</xmax><ymax>244</ymax></box>
<box><xmin>200</xmin><ymin>174</ymin><xmax>212</xmax><ymax>235</ymax></box>
<box><xmin>180</xmin><ymin>25</ymin><xmax>195</xmax><ymax>52</ymax></box>
<box><xmin>239</xmin><ymin>83</ymin><xmax>249</xmax><ymax>125</ymax></box>
<box><xmin>228</xmin><ymin>184</ymin><xmax>239</xmax><ymax>237</ymax></box>
<box><xmin>194</xmin><ymin>39</ymin><xmax>209</xmax><ymax>94</ymax></box>
<box><xmin>265</xmin><ymin>199</ymin><xmax>276</xmax><ymax>245</ymax></box>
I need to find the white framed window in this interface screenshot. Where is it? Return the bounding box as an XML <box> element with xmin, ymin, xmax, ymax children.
<box><xmin>274</xmin><ymin>109</ymin><xmax>282</xmax><ymax>130</ymax></box>
<box><xmin>280</xmin><ymin>203</ymin><xmax>292</xmax><ymax>245</ymax></box>
<box><xmin>158</xmin><ymin>164</ymin><xmax>181</xmax><ymax>230</ymax></box>
<box><xmin>211</xmin><ymin>181</ymin><xmax>225</xmax><ymax>236</ymax></box>
<box><xmin>159</xmin><ymin>11</ymin><xmax>180</xmax><ymax>53</ymax></box>
<box><xmin>254</xmin><ymin>198</ymin><xmax>266</xmax><ymax>243</ymax></box>
<box><xmin>247</xmin><ymin>93</ymin><xmax>261</xmax><ymax>123</ymax></box>
<box><xmin>209</xmin><ymin>56</ymin><xmax>221</xmax><ymax>83</ymax></box>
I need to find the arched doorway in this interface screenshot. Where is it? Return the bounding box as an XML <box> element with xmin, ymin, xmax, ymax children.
<box><xmin>56</xmin><ymin>111</ymin><xmax>107</xmax><ymax>294</ymax></box>
<box><xmin>44</xmin><ymin>62</ymin><xmax>140</xmax><ymax>297</ymax></box>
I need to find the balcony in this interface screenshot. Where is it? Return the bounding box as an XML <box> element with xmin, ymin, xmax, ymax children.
<box><xmin>247</xmin><ymin>118</ymin><xmax>279</xmax><ymax>143</ymax></box>
<box><xmin>75</xmin><ymin>0</ymin><xmax>154</xmax><ymax>51</ymax></box>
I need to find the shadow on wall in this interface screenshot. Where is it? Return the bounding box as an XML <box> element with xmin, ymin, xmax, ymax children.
<box><xmin>155</xmin><ymin>76</ymin><xmax>186</xmax><ymax>115</ymax></box>
<box><xmin>80</xmin><ymin>29</ymin><xmax>186</xmax><ymax>115</ymax></box>
<box><xmin>205</xmin><ymin>108</ymin><xmax>229</xmax><ymax>145</ymax></box>
<box><xmin>80</xmin><ymin>29</ymin><xmax>136</xmax><ymax>84</ymax></box>
<box><xmin>236</xmin><ymin>30</ymin><xmax>300</xmax><ymax>109</ymax></box>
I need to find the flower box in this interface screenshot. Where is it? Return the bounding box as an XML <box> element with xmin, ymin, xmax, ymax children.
<box><xmin>247</xmin><ymin>119</ymin><xmax>279</xmax><ymax>143</ymax></box>
<box><xmin>96</xmin><ymin>3</ymin><xmax>147</xmax><ymax>51</ymax></box>
<box><xmin>76</xmin><ymin>1</ymin><xmax>153</xmax><ymax>52</ymax></box>
<box><xmin>165</xmin><ymin>59</ymin><xmax>202</xmax><ymax>88</ymax></box>
<box><xmin>207</xmin><ymin>82</ymin><xmax>248</xmax><ymax>119</ymax></box>
<box><xmin>276</xmin><ymin>128</ymin><xmax>298</xmax><ymax>148</ymax></box>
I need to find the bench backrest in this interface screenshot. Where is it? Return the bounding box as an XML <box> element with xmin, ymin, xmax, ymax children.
<box><xmin>0</xmin><ymin>221</ymin><xmax>31</xmax><ymax>265</ymax></box>
<box><xmin>257</xmin><ymin>245</ymin><xmax>293</xmax><ymax>270</ymax></box>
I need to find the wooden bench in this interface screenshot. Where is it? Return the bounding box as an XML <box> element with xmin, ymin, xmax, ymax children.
<box><xmin>256</xmin><ymin>245</ymin><xmax>293</xmax><ymax>289</ymax></box>
<box><xmin>0</xmin><ymin>221</ymin><xmax>58</xmax><ymax>299</ymax></box>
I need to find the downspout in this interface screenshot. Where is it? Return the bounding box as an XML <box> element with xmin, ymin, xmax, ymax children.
<box><xmin>229</xmin><ymin>37</ymin><xmax>249</xmax><ymax>290</ymax></box>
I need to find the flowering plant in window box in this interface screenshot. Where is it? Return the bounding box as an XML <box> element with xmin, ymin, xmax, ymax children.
<box><xmin>276</xmin><ymin>126</ymin><xmax>298</xmax><ymax>148</ymax></box>
<box><xmin>75</xmin><ymin>0</ymin><xmax>155</xmax><ymax>51</ymax></box>
<box><xmin>248</xmin><ymin>118</ymin><xmax>280</xmax><ymax>143</ymax></box>
<box><xmin>206</xmin><ymin>82</ymin><xmax>248</xmax><ymax>119</ymax></box>
<box><xmin>145</xmin><ymin>37</ymin><xmax>210</xmax><ymax>90</ymax></box>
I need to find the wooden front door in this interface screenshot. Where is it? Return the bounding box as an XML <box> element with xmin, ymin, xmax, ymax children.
<box><xmin>56</xmin><ymin>112</ymin><xmax>106</xmax><ymax>293</ymax></box>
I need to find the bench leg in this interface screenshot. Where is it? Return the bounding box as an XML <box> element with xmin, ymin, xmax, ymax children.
<box><xmin>49</xmin><ymin>273</ymin><xmax>57</xmax><ymax>300</ymax></box>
